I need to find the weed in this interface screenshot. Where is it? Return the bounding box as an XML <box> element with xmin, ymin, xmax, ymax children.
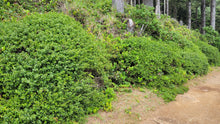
<box><xmin>144</xmin><ymin>95</ymin><xmax>149</xmax><ymax>99</ymax></box>
<box><xmin>139</xmin><ymin>88</ymin><xmax>146</xmax><ymax>93</ymax></box>
<box><xmin>125</xmin><ymin>107</ymin><xmax>132</xmax><ymax>114</ymax></box>
<box><xmin>119</xmin><ymin>88</ymin><xmax>133</xmax><ymax>93</ymax></box>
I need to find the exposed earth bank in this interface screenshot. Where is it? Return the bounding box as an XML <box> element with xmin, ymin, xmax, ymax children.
<box><xmin>88</xmin><ymin>67</ymin><xmax>220</xmax><ymax>124</ymax></box>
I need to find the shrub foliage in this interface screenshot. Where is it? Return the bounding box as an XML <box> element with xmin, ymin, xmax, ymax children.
<box><xmin>0</xmin><ymin>12</ymin><xmax>112</xmax><ymax>123</ymax></box>
<box><xmin>110</xmin><ymin>36</ymin><xmax>209</xmax><ymax>101</ymax></box>
<box><xmin>1</xmin><ymin>1</ymin><xmax>220</xmax><ymax>122</ymax></box>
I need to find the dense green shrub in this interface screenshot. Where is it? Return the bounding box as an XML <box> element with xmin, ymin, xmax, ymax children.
<box><xmin>214</xmin><ymin>38</ymin><xmax>220</xmax><ymax>51</ymax></box>
<box><xmin>0</xmin><ymin>12</ymin><xmax>113</xmax><ymax>123</ymax></box>
<box><xmin>124</xmin><ymin>7</ymin><xmax>215</xmax><ymax>74</ymax></box>
<box><xmin>203</xmin><ymin>26</ymin><xmax>220</xmax><ymax>51</ymax></box>
<box><xmin>159</xmin><ymin>37</ymin><xmax>209</xmax><ymax>75</ymax></box>
<box><xmin>0</xmin><ymin>0</ymin><xmax>64</xmax><ymax>21</ymax></box>
<box><xmin>180</xmin><ymin>49</ymin><xmax>209</xmax><ymax>75</ymax></box>
<box><xmin>194</xmin><ymin>41</ymin><xmax>220</xmax><ymax>66</ymax></box>
<box><xmin>161</xmin><ymin>20</ymin><xmax>220</xmax><ymax>66</ymax></box>
<box><xmin>111</xmin><ymin>37</ymin><xmax>186</xmax><ymax>100</ymax></box>
<box><xmin>203</xmin><ymin>26</ymin><xmax>220</xmax><ymax>45</ymax></box>
<box><xmin>110</xmin><ymin>37</ymin><xmax>209</xmax><ymax>101</ymax></box>
<box><xmin>159</xmin><ymin>18</ymin><xmax>210</xmax><ymax>74</ymax></box>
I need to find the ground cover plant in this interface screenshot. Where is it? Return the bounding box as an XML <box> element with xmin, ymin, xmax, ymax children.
<box><xmin>0</xmin><ymin>12</ymin><xmax>114</xmax><ymax>123</ymax></box>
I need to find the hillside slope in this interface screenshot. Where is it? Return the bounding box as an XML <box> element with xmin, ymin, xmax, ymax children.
<box><xmin>0</xmin><ymin>0</ymin><xmax>220</xmax><ymax>123</ymax></box>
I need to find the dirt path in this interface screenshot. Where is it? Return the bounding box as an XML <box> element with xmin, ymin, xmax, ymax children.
<box><xmin>87</xmin><ymin>68</ymin><xmax>220</xmax><ymax>124</ymax></box>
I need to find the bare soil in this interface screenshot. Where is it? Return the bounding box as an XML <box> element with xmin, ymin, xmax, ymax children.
<box><xmin>87</xmin><ymin>67</ymin><xmax>220</xmax><ymax>124</ymax></box>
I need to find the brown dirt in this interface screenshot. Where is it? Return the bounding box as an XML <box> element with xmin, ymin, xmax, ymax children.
<box><xmin>87</xmin><ymin>67</ymin><xmax>220</xmax><ymax>124</ymax></box>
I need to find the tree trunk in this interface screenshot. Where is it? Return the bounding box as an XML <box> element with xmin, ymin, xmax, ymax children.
<box><xmin>155</xmin><ymin>0</ymin><xmax>161</xmax><ymax>18</ymax></box>
<box><xmin>167</xmin><ymin>0</ymin><xmax>169</xmax><ymax>15</ymax></box>
<box><xmin>164</xmin><ymin>0</ymin><xmax>166</xmax><ymax>14</ymax></box>
<box><xmin>201</xmin><ymin>0</ymin><xmax>206</xmax><ymax>34</ymax></box>
<box><xmin>112</xmin><ymin>0</ymin><xmax>124</xmax><ymax>13</ymax></box>
<box><xmin>143</xmin><ymin>0</ymin><xmax>154</xmax><ymax>7</ymax></box>
<box><xmin>112</xmin><ymin>0</ymin><xmax>116</xmax><ymax>7</ymax></box>
<box><xmin>211</xmin><ymin>0</ymin><xmax>216</xmax><ymax>30</ymax></box>
<box><xmin>134</xmin><ymin>0</ymin><xmax>136</xmax><ymax>6</ymax></box>
<box><xmin>188</xmin><ymin>0</ymin><xmax>191</xmax><ymax>29</ymax></box>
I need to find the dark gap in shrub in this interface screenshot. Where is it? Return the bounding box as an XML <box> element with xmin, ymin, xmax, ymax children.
<box><xmin>13</xmin><ymin>46</ymin><xmax>27</xmax><ymax>53</ymax></box>
<box><xmin>84</xmin><ymin>68</ymin><xmax>101</xmax><ymax>77</ymax></box>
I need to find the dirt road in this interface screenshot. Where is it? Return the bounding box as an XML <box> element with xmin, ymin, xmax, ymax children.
<box><xmin>88</xmin><ymin>68</ymin><xmax>220</xmax><ymax>124</ymax></box>
<box><xmin>142</xmin><ymin>68</ymin><xmax>220</xmax><ymax>124</ymax></box>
